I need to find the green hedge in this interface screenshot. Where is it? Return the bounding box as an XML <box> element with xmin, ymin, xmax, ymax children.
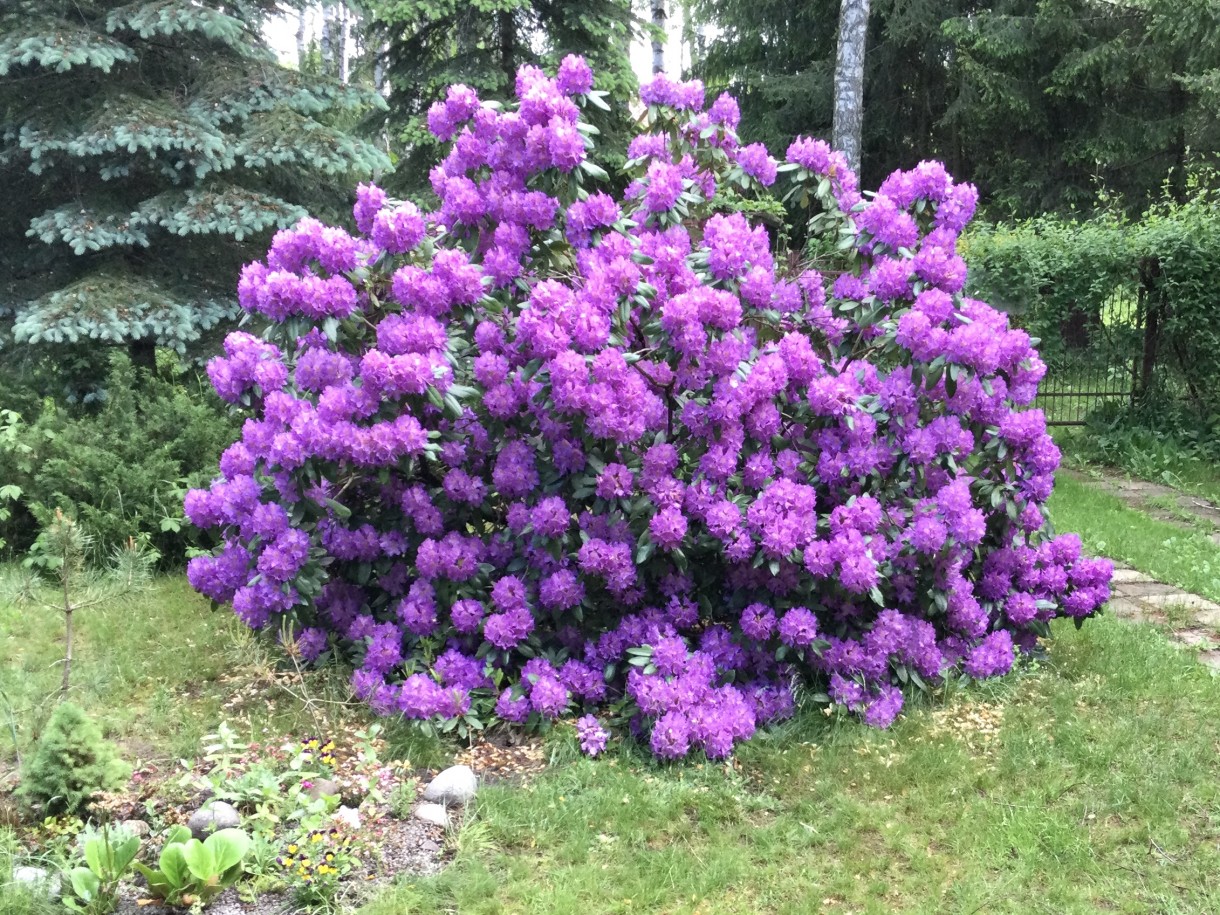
<box><xmin>963</xmin><ymin>180</ymin><xmax>1220</xmax><ymax>430</ymax></box>
<box><xmin>0</xmin><ymin>356</ymin><xmax>236</xmax><ymax>566</ymax></box>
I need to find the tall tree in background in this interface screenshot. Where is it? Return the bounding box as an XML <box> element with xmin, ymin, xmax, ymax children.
<box><xmin>942</xmin><ymin>0</ymin><xmax>1220</xmax><ymax>213</ymax></box>
<box><xmin>692</xmin><ymin>0</ymin><xmax>838</xmax><ymax>169</ymax></box>
<box><xmin>0</xmin><ymin>0</ymin><xmax>389</xmax><ymax>385</ymax></box>
<box><xmin>691</xmin><ymin>0</ymin><xmax>1220</xmax><ymax>215</ymax></box>
<box><xmin>652</xmin><ymin>0</ymin><xmax>667</xmax><ymax>73</ymax></box>
<box><xmin>831</xmin><ymin>0</ymin><xmax>869</xmax><ymax>175</ymax></box>
<box><xmin>363</xmin><ymin>0</ymin><xmax>640</xmax><ymax>193</ymax></box>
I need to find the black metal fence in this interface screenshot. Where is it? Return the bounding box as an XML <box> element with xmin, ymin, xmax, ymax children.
<box><xmin>1023</xmin><ymin>289</ymin><xmax>1145</xmax><ymax>427</ymax></box>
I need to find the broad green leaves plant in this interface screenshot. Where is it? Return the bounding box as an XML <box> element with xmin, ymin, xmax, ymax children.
<box><xmin>63</xmin><ymin>826</ymin><xmax>141</xmax><ymax>915</ymax></box>
<box><xmin>134</xmin><ymin>826</ymin><xmax>251</xmax><ymax>907</ymax></box>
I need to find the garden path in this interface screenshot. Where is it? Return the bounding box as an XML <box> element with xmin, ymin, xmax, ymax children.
<box><xmin>1069</xmin><ymin>469</ymin><xmax>1220</xmax><ymax>671</ymax></box>
<box><xmin>1106</xmin><ymin>566</ymin><xmax>1220</xmax><ymax>670</ymax></box>
<box><xmin>1078</xmin><ymin>470</ymin><xmax>1220</xmax><ymax>543</ymax></box>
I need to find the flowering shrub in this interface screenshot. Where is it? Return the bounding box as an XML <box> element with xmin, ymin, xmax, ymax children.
<box><xmin>186</xmin><ymin>57</ymin><xmax>1112</xmax><ymax>759</ymax></box>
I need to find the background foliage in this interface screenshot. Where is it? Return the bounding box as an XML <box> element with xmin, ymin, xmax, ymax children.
<box><xmin>691</xmin><ymin>0</ymin><xmax>1220</xmax><ymax>216</ymax></box>
<box><xmin>964</xmin><ymin>174</ymin><xmax>1220</xmax><ymax>431</ymax></box>
<box><xmin>0</xmin><ymin>356</ymin><xmax>237</xmax><ymax>565</ymax></box>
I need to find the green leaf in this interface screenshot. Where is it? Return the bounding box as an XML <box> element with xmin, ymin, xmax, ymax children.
<box><xmin>84</xmin><ymin>836</ymin><xmax>106</xmax><ymax>875</ymax></box>
<box><xmin>134</xmin><ymin>861</ymin><xmax>174</xmax><ymax>899</ymax></box>
<box><xmin>324</xmin><ymin>498</ymin><xmax>351</xmax><ymax>519</ymax></box>
<box><xmin>158</xmin><ymin>843</ymin><xmax>190</xmax><ymax>890</ymax></box>
<box><xmin>181</xmin><ymin>838</ymin><xmax>216</xmax><ymax>882</ymax></box>
<box><xmin>205</xmin><ymin>828</ymin><xmax>251</xmax><ymax>874</ymax></box>
<box><xmin>70</xmin><ymin>867</ymin><xmax>100</xmax><ymax>901</ymax></box>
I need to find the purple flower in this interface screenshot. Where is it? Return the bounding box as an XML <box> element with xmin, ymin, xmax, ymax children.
<box><xmin>556</xmin><ymin>54</ymin><xmax>594</xmax><ymax>96</ymax></box>
<box><xmin>529</xmin><ymin>676</ymin><xmax>570</xmax><ymax>718</ymax></box>
<box><xmin>964</xmin><ymin>631</ymin><xmax>1015</xmax><ymax>679</ymax></box>
<box><xmin>649</xmin><ymin>507</ymin><xmax>688</xmax><ymax>551</ymax></box>
<box><xmin>778</xmin><ymin>607</ymin><xmax>818</xmax><ymax>648</ymax></box>
<box><xmin>650</xmin><ymin>711</ymin><xmax>691</xmax><ymax>759</ymax></box>
<box><xmin>740</xmin><ymin>603</ymin><xmax>776</xmax><ymax>641</ymax></box>
<box><xmin>575</xmin><ymin>715</ymin><xmax>610</xmax><ymax>756</ymax></box>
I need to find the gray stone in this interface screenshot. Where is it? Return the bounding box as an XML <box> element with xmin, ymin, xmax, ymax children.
<box><xmin>414</xmin><ymin>802</ymin><xmax>450</xmax><ymax>828</ymax></box>
<box><xmin>422</xmin><ymin>765</ymin><xmax>477</xmax><ymax>807</ymax></box>
<box><xmin>187</xmin><ymin>800</ymin><xmax>241</xmax><ymax>839</ymax></box>
<box><xmin>1110</xmin><ymin>568</ymin><xmax>1153</xmax><ymax>583</ymax></box>
<box><xmin>1170</xmin><ymin>629</ymin><xmax>1216</xmax><ymax>649</ymax></box>
<box><xmin>306</xmin><ymin>778</ymin><xmax>341</xmax><ymax>801</ymax></box>
<box><xmin>13</xmin><ymin>866</ymin><xmax>61</xmax><ymax>899</ymax></box>
<box><xmin>121</xmin><ymin>819</ymin><xmax>150</xmax><ymax>837</ymax></box>
<box><xmin>1114</xmin><ymin>581</ymin><xmax>1181</xmax><ymax>598</ymax></box>
<box><xmin>1141</xmin><ymin>592</ymin><xmax>1220</xmax><ymax>613</ymax></box>
<box><xmin>1106</xmin><ymin>596</ymin><xmax>1158</xmax><ymax>623</ymax></box>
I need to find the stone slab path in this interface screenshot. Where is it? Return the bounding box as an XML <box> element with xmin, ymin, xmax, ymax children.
<box><xmin>1107</xmin><ymin>565</ymin><xmax>1220</xmax><ymax>670</ymax></box>
<box><xmin>1063</xmin><ymin>467</ymin><xmax>1220</xmax><ymax>670</ymax></box>
<box><xmin>1078</xmin><ymin>469</ymin><xmax>1220</xmax><ymax>545</ymax></box>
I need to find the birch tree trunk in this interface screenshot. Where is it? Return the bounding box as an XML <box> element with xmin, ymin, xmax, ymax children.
<box><xmin>652</xmin><ymin>0</ymin><xmax>666</xmax><ymax>73</ymax></box>
<box><xmin>295</xmin><ymin>7</ymin><xmax>307</xmax><ymax>71</ymax></box>
<box><xmin>832</xmin><ymin>0</ymin><xmax>870</xmax><ymax>176</ymax></box>
<box><xmin>321</xmin><ymin>4</ymin><xmax>337</xmax><ymax>77</ymax></box>
<box><xmin>338</xmin><ymin>3</ymin><xmax>350</xmax><ymax>83</ymax></box>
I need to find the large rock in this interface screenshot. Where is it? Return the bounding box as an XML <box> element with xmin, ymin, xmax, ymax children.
<box><xmin>422</xmin><ymin>765</ymin><xmax>477</xmax><ymax>807</ymax></box>
<box><xmin>414</xmin><ymin>802</ymin><xmax>450</xmax><ymax>828</ymax></box>
<box><xmin>186</xmin><ymin>800</ymin><xmax>241</xmax><ymax>839</ymax></box>
<box><xmin>305</xmin><ymin>778</ymin><xmax>341</xmax><ymax>802</ymax></box>
<box><xmin>13</xmin><ymin>866</ymin><xmax>61</xmax><ymax>899</ymax></box>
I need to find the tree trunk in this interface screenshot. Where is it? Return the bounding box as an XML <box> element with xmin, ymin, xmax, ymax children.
<box><xmin>338</xmin><ymin>3</ymin><xmax>350</xmax><ymax>83</ymax></box>
<box><xmin>498</xmin><ymin>10</ymin><xmax>516</xmax><ymax>87</ymax></box>
<box><xmin>295</xmin><ymin>7</ymin><xmax>307</xmax><ymax>70</ymax></box>
<box><xmin>652</xmin><ymin>0</ymin><xmax>666</xmax><ymax>73</ymax></box>
<box><xmin>832</xmin><ymin>0</ymin><xmax>870</xmax><ymax>176</ymax></box>
<box><xmin>128</xmin><ymin>337</ymin><xmax>157</xmax><ymax>376</ymax></box>
<box><xmin>321</xmin><ymin>4</ymin><xmax>337</xmax><ymax>77</ymax></box>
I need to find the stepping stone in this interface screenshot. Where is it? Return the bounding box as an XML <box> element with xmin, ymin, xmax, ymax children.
<box><xmin>1197</xmin><ymin>650</ymin><xmax>1220</xmax><ymax>671</ymax></box>
<box><xmin>1169</xmin><ymin>630</ymin><xmax>1217</xmax><ymax>649</ymax></box>
<box><xmin>1196</xmin><ymin>608</ymin><xmax>1220</xmax><ymax>629</ymax></box>
<box><xmin>1106</xmin><ymin>597</ymin><xmax>1161</xmax><ymax>623</ymax></box>
<box><xmin>1114</xmin><ymin>581</ymin><xmax>1181</xmax><ymax>598</ymax></box>
<box><xmin>1110</xmin><ymin>569</ymin><xmax>1154</xmax><ymax>583</ymax></box>
<box><xmin>1141</xmin><ymin>593</ymin><xmax>1220</xmax><ymax>613</ymax></box>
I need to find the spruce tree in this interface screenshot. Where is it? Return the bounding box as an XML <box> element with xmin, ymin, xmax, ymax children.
<box><xmin>691</xmin><ymin>0</ymin><xmax>1220</xmax><ymax>215</ymax></box>
<box><xmin>0</xmin><ymin>0</ymin><xmax>390</xmax><ymax>377</ymax></box>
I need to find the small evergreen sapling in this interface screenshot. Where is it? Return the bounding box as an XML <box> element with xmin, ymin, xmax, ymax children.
<box><xmin>23</xmin><ymin>509</ymin><xmax>157</xmax><ymax>696</ymax></box>
<box><xmin>18</xmin><ymin>702</ymin><xmax>130</xmax><ymax>815</ymax></box>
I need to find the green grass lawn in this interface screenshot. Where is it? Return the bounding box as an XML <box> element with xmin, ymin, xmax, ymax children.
<box><xmin>0</xmin><ymin>570</ymin><xmax>384</xmax><ymax>773</ymax></box>
<box><xmin>3</xmin><ymin>471</ymin><xmax>1220</xmax><ymax>914</ymax></box>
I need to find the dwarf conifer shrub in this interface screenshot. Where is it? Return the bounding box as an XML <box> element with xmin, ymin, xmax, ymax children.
<box><xmin>19</xmin><ymin>703</ymin><xmax>129</xmax><ymax>815</ymax></box>
<box><xmin>186</xmin><ymin>59</ymin><xmax>1112</xmax><ymax>758</ymax></box>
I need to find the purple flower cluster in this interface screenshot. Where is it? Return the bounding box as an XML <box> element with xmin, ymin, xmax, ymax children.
<box><xmin>186</xmin><ymin>61</ymin><xmax>1111</xmax><ymax>760</ymax></box>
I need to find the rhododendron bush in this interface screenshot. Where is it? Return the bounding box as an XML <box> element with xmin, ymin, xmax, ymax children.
<box><xmin>186</xmin><ymin>57</ymin><xmax>1112</xmax><ymax>759</ymax></box>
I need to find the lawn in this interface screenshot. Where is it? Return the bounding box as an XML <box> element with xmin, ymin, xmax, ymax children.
<box><xmin>3</xmin><ymin>473</ymin><xmax>1220</xmax><ymax>914</ymax></box>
